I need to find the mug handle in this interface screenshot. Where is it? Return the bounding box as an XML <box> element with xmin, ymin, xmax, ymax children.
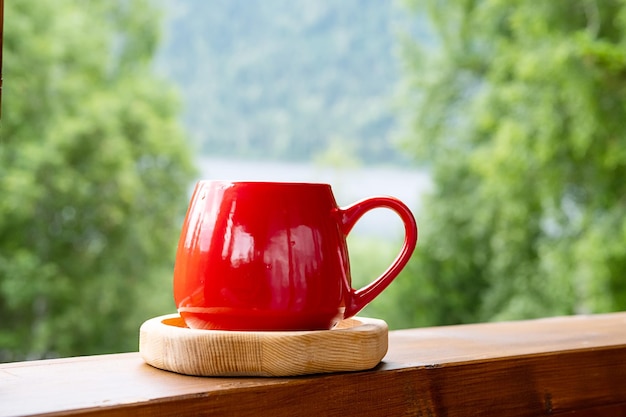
<box><xmin>337</xmin><ymin>196</ymin><xmax>418</xmax><ymax>319</ymax></box>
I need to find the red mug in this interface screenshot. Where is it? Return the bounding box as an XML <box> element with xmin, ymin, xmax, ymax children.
<box><xmin>173</xmin><ymin>181</ymin><xmax>418</xmax><ymax>331</ymax></box>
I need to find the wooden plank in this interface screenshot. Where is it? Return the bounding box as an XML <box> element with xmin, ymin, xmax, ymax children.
<box><xmin>0</xmin><ymin>0</ymin><xmax>4</xmax><ymax>116</ymax></box>
<box><xmin>381</xmin><ymin>312</ymin><xmax>626</xmax><ymax>367</ymax></box>
<box><xmin>1</xmin><ymin>312</ymin><xmax>625</xmax><ymax>417</ymax></box>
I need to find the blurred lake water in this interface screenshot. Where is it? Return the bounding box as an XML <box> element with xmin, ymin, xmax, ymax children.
<box><xmin>195</xmin><ymin>158</ymin><xmax>431</xmax><ymax>239</ymax></box>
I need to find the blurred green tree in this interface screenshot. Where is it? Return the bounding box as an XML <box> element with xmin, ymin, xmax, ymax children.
<box><xmin>396</xmin><ymin>0</ymin><xmax>626</xmax><ymax>326</ymax></box>
<box><xmin>155</xmin><ymin>0</ymin><xmax>406</xmax><ymax>164</ymax></box>
<box><xmin>0</xmin><ymin>0</ymin><xmax>195</xmax><ymax>361</ymax></box>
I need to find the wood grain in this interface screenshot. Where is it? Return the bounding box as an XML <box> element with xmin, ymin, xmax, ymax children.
<box><xmin>139</xmin><ymin>314</ymin><xmax>388</xmax><ymax>376</ymax></box>
<box><xmin>1</xmin><ymin>312</ymin><xmax>625</xmax><ymax>417</ymax></box>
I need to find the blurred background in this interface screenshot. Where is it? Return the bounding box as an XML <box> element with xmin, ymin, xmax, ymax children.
<box><xmin>1</xmin><ymin>0</ymin><xmax>625</xmax><ymax>362</ymax></box>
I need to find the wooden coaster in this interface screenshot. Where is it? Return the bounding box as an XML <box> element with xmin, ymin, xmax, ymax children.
<box><xmin>139</xmin><ymin>314</ymin><xmax>388</xmax><ymax>377</ymax></box>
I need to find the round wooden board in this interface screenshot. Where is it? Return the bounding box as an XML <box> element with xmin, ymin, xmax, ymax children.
<box><xmin>139</xmin><ymin>314</ymin><xmax>388</xmax><ymax>377</ymax></box>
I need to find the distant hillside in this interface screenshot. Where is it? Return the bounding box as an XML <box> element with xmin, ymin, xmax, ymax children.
<box><xmin>154</xmin><ymin>0</ymin><xmax>424</xmax><ymax>165</ymax></box>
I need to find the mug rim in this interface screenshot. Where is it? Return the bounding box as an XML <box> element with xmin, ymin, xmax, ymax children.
<box><xmin>197</xmin><ymin>180</ymin><xmax>332</xmax><ymax>188</ymax></box>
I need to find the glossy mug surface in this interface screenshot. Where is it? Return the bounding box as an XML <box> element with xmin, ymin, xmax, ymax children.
<box><xmin>173</xmin><ymin>181</ymin><xmax>418</xmax><ymax>331</ymax></box>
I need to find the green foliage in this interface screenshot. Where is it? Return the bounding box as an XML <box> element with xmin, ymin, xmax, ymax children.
<box><xmin>0</xmin><ymin>0</ymin><xmax>195</xmax><ymax>361</ymax></box>
<box><xmin>348</xmin><ymin>235</ymin><xmax>420</xmax><ymax>329</ymax></box>
<box><xmin>395</xmin><ymin>0</ymin><xmax>626</xmax><ymax>326</ymax></box>
<box><xmin>155</xmin><ymin>0</ymin><xmax>411</xmax><ymax>164</ymax></box>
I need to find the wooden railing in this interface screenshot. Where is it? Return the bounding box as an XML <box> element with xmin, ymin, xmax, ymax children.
<box><xmin>2</xmin><ymin>312</ymin><xmax>626</xmax><ymax>416</ymax></box>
